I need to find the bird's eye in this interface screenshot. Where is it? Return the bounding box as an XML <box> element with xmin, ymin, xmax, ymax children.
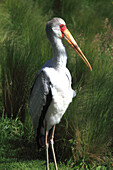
<box><xmin>60</xmin><ymin>24</ymin><xmax>67</xmax><ymax>38</ymax></box>
<box><xmin>60</xmin><ymin>24</ymin><xmax>64</xmax><ymax>28</ymax></box>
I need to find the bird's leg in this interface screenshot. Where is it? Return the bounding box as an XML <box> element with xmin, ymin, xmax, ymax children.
<box><xmin>50</xmin><ymin>125</ymin><xmax>58</xmax><ymax>170</ymax></box>
<box><xmin>45</xmin><ymin>121</ymin><xmax>49</xmax><ymax>170</ymax></box>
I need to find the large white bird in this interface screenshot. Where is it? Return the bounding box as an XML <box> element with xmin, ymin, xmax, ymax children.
<box><xmin>29</xmin><ymin>18</ymin><xmax>92</xmax><ymax>170</ymax></box>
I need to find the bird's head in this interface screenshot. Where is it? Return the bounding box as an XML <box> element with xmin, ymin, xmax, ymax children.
<box><xmin>46</xmin><ymin>17</ymin><xmax>92</xmax><ymax>71</ymax></box>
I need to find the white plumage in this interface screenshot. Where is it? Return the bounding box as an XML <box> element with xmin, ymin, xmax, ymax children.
<box><xmin>29</xmin><ymin>22</ymin><xmax>76</xmax><ymax>134</ymax></box>
<box><xmin>43</xmin><ymin>67</ymin><xmax>75</xmax><ymax>130</ymax></box>
<box><xmin>29</xmin><ymin>17</ymin><xmax>92</xmax><ymax>170</ymax></box>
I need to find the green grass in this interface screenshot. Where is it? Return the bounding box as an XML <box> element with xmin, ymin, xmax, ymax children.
<box><xmin>0</xmin><ymin>0</ymin><xmax>52</xmax><ymax>120</ymax></box>
<box><xmin>0</xmin><ymin>0</ymin><xmax>113</xmax><ymax>169</ymax></box>
<box><xmin>0</xmin><ymin>116</ymin><xmax>73</xmax><ymax>170</ymax></box>
<box><xmin>0</xmin><ymin>116</ymin><xmax>112</xmax><ymax>170</ymax></box>
<box><xmin>0</xmin><ymin>141</ymin><xmax>72</xmax><ymax>170</ymax></box>
<box><xmin>61</xmin><ymin>20</ymin><xmax>113</xmax><ymax>166</ymax></box>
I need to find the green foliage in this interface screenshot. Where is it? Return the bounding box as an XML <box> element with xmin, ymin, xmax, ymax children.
<box><xmin>0</xmin><ymin>117</ymin><xmax>73</xmax><ymax>169</ymax></box>
<box><xmin>61</xmin><ymin>0</ymin><xmax>113</xmax><ymax>38</ymax></box>
<box><xmin>58</xmin><ymin>18</ymin><xmax>113</xmax><ymax>167</ymax></box>
<box><xmin>0</xmin><ymin>115</ymin><xmax>24</xmax><ymax>143</ymax></box>
<box><xmin>0</xmin><ymin>116</ymin><xmax>111</xmax><ymax>169</ymax></box>
<box><xmin>0</xmin><ymin>0</ymin><xmax>113</xmax><ymax>169</ymax></box>
<box><xmin>0</xmin><ymin>0</ymin><xmax>51</xmax><ymax>120</ymax></box>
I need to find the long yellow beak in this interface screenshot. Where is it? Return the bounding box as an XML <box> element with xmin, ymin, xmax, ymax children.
<box><xmin>63</xmin><ymin>28</ymin><xmax>92</xmax><ymax>71</ymax></box>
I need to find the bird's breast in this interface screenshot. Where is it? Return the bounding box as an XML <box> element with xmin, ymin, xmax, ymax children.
<box><xmin>43</xmin><ymin>67</ymin><xmax>73</xmax><ymax>131</ymax></box>
<box><xmin>43</xmin><ymin>67</ymin><xmax>72</xmax><ymax>98</ymax></box>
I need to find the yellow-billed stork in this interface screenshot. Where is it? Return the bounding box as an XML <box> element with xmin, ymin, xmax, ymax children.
<box><xmin>29</xmin><ymin>17</ymin><xmax>92</xmax><ymax>170</ymax></box>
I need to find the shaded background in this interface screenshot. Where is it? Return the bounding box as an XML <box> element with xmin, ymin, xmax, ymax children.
<box><xmin>0</xmin><ymin>0</ymin><xmax>113</xmax><ymax>168</ymax></box>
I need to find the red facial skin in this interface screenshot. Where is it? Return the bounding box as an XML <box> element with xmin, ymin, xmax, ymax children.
<box><xmin>60</xmin><ymin>24</ymin><xmax>67</xmax><ymax>38</ymax></box>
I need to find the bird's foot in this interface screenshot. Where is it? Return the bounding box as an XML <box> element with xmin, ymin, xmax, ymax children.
<box><xmin>36</xmin><ymin>135</ymin><xmax>45</xmax><ymax>148</ymax></box>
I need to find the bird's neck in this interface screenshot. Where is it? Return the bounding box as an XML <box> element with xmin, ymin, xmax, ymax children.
<box><xmin>51</xmin><ymin>37</ymin><xmax>67</xmax><ymax>70</ymax></box>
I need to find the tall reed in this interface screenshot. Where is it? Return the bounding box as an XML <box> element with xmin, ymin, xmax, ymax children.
<box><xmin>57</xmin><ymin>19</ymin><xmax>113</xmax><ymax>165</ymax></box>
<box><xmin>0</xmin><ymin>0</ymin><xmax>51</xmax><ymax>121</ymax></box>
<box><xmin>0</xmin><ymin>0</ymin><xmax>113</xmax><ymax>167</ymax></box>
